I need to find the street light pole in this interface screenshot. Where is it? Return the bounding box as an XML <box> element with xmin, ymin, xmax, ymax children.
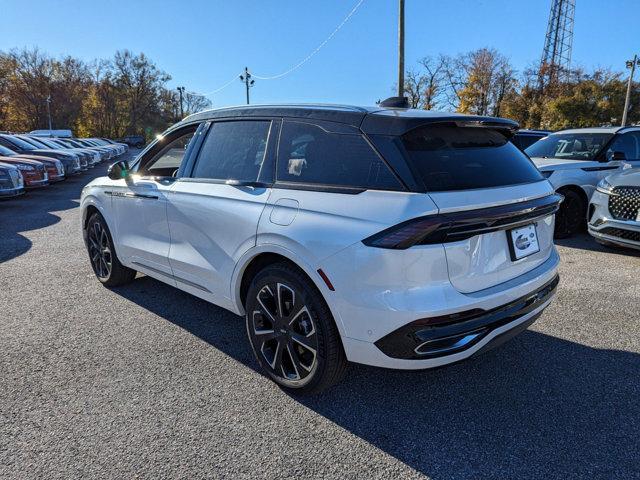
<box><xmin>46</xmin><ymin>95</ymin><xmax>52</xmax><ymax>130</ymax></box>
<box><xmin>622</xmin><ymin>55</ymin><xmax>639</xmax><ymax>126</ymax></box>
<box><xmin>397</xmin><ymin>0</ymin><xmax>405</xmax><ymax>98</ymax></box>
<box><xmin>177</xmin><ymin>86</ymin><xmax>185</xmax><ymax>119</ymax></box>
<box><xmin>239</xmin><ymin>67</ymin><xmax>255</xmax><ymax>105</ymax></box>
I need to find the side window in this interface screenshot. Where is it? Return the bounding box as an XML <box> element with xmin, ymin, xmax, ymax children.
<box><xmin>191</xmin><ymin>121</ymin><xmax>271</xmax><ymax>181</ymax></box>
<box><xmin>608</xmin><ymin>132</ymin><xmax>640</xmax><ymax>161</ymax></box>
<box><xmin>276</xmin><ymin>121</ymin><xmax>402</xmax><ymax>190</ymax></box>
<box><xmin>139</xmin><ymin>128</ymin><xmax>197</xmax><ymax>177</ymax></box>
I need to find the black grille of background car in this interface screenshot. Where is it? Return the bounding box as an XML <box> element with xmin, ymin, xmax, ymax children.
<box><xmin>600</xmin><ymin>227</ymin><xmax>640</xmax><ymax>243</ymax></box>
<box><xmin>608</xmin><ymin>186</ymin><xmax>640</xmax><ymax>220</ymax></box>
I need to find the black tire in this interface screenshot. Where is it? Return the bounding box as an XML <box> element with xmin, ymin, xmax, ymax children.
<box><xmin>554</xmin><ymin>189</ymin><xmax>586</xmax><ymax>239</ymax></box>
<box><xmin>86</xmin><ymin>212</ymin><xmax>136</xmax><ymax>287</ymax></box>
<box><xmin>245</xmin><ymin>262</ymin><xmax>347</xmax><ymax>394</ymax></box>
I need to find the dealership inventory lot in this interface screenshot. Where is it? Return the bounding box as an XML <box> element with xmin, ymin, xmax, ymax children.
<box><xmin>1</xmin><ymin>155</ymin><xmax>639</xmax><ymax>479</ymax></box>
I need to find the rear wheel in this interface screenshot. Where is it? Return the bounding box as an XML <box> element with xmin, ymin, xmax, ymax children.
<box><xmin>245</xmin><ymin>262</ymin><xmax>347</xmax><ymax>394</ymax></box>
<box><xmin>86</xmin><ymin>212</ymin><xmax>136</xmax><ymax>287</ymax></box>
<box><xmin>554</xmin><ymin>189</ymin><xmax>586</xmax><ymax>239</ymax></box>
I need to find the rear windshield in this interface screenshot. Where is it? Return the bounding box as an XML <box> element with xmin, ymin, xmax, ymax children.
<box><xmin>525</xmin><ymin>132</ymin><xmax>613</xmax><ymax>160</ymax></box>
<box><xmin>401</xmin><ymin>124</ymin><xmax>543</xmax><ymax>192</ymax></box>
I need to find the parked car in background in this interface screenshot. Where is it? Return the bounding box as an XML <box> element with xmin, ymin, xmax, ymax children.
<box><xmin>16</xmin><ymin>135</ymin><xmax>97</xmax><ymax>168</ymax></box>
<box><xmin>0</xmin><ymin>162</ymin><xmax>25</xmax><ymax>198</ymax></box>
<box><xmin>0</xmin><ymin>155</ymin><xmax>48</xmax><ymax>188</ymax></box>
<box><xmin>38</xmin><ymin>137</ymin><xmax>103</xmax><ymax>165</ymax></box>
<box><xmin>100</xmin><ymin>138</ymin><xmax>129</xmax><ymax>152</ymax></box>
<box><xmin>0</xmin><ymin>133</ymin><xmax>83</xmax><ymax>174</ymax></box>
<box><xmin>588</xmin><ymin>167</ymin><xmax>640</xmax><ymax>250</ymax></box>
<box><xmin>85</xmin><ymin>138</ymin><xmax>125</xmax><ymax>156</ymax></box>
<box><xmin>512</xmin><ymin>129</ymin><xmax>551</xmax><ymax>151</ymax></box>
<box><xmin>0</xmin><ymin>144</ymin><xmax>64</xmax><ymax>182</ymax></box>
<box><xmin>81</xmin><ymin>104</ymin><xmax>561</xmax><ymax>393</ymax></box>
<box><xmin>118</xmin><ymin>135</ymin><xmax>145</xmax><ymax>148</ymax></box>
<box><xmin>73</xmin><ymin>138</ymin><xmax>115</xmax><ymax>160</ymax></box>
<box><xmin>30</xmin><ymin>129</ymin><xmax>73</xmax><ymax>138</ymax></box>
<box><xmin>525</xmin><ymin>126</ymin><xmax>640</xmax><ymax>238</ymax></box>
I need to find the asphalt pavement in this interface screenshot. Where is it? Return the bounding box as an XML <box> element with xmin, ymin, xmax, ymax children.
<box><xmin>1</xmin><ymin>153</ymin><xmax>639</xmax><ymax>479</ymax></box>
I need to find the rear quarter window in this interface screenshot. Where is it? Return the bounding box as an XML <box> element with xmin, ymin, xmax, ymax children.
<box><xmin>401</xmin><ymin>123</ymin><xmax>543</xmax><ymax>192</ymax></box>
<box><xmin>277</xmin><ymin>121</ymin><xmax>403</xmax><ymax>191</ymax></box>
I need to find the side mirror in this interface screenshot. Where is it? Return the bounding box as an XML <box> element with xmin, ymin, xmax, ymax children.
<box><xmin>107</xmin><ymin>160</ymin><xmax>130</xmax><ymax>180</ymax></box>
<box><xmin>609</xmin><ymin>151</ymin><xmax>627</xmax><ymax>161</ymax></box>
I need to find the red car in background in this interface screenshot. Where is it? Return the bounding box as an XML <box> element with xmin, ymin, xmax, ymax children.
<box><xmin>0</xmin><ymin>156</ymin><xmax>48</xmax><ymax>188</ymax></box>
<box><xmin>0</xmin><ymin>144</ymin><xmax>65</xmax><ymax>183</ymax></box>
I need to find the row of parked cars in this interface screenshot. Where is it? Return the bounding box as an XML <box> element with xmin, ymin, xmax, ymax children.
<box><xmin>0</xmin><ymin>133</ymin><xmax>129</xmax><ymax>197</ymax></box>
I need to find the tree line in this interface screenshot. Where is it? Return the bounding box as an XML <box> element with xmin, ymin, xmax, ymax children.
<box><xmin>1</xmin><ymin>46</ymin><xmax>638</xmax><ymax>138</ymax></box>
<box><xmin>400</xmin><ymin>47</ymin><xmax>640</xmax><ymax>130</ymax></box>
<box><xmin>0</xmin><ymin>48</ymin><xmax>211</xmax><ymax>140</ymax></box>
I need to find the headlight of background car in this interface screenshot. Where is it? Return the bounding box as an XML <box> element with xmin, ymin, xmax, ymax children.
<box><xmin>596</xmin><ymin>178</ymin><xmax>616</xmax><ymax>195</ymax></box>
<box><xmin>16</xmin><ymin>164</ymin><xmax>35</xmax><ymax>171</ymax></box>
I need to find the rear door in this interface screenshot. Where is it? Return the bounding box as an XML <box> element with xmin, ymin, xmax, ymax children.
<box><xmin>399</xmin><ymin>123</ymin><xmax>555</xmax><ymax>293</ymax></box>
<box><xmin>167</xmin><ymin>119</ymin><xmax>276</xmax><ymax>307</ymax></box>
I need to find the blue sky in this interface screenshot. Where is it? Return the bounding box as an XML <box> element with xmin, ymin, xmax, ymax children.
<box><xmin>1</xmin><ymin>0</ymin><xmax>638</xmax><ymax>107</ymax></box>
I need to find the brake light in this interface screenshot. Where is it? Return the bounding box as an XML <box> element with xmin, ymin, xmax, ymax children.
<box><xmin>362</xmin><ymin>216</ymin><xmax>447</xmax><ymax>249</ymax></box>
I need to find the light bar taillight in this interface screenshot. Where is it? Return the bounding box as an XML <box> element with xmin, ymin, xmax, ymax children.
<box><xmin>362</xmin><ymin>193</ymin><xmax>563</xmax><ymax>250</ymax></box>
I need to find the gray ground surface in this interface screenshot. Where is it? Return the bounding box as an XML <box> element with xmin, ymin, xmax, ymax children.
<box><xmin>1</xmin><ymin>153</ymin><xmax>639</xmax><ymax>479</ymax></box>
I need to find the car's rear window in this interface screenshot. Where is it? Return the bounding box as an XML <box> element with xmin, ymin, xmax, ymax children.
<box><xmin>401</xmin><ymin>123</ymin><xmax>543</xmax><ymax>192</ymax></box>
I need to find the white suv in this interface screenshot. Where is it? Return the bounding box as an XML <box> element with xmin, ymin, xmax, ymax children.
<box><xmin>526</xmin><ymin>127</ymin><xmax>640</xmax><ymax>238</ymax></box>
<box><xmin>81</xmin><ymin>105</ymin><xmax>561</xmax><ymax>393</ymax></box>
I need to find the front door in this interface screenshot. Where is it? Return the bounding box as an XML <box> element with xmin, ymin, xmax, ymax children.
<box><xmin>167</xmin><ymin>119</ymin><xmax>276</xmax><ymax>307</ymax></box>
<box><xmin>111</xmin><ymin>126</ymin><xmax>199</xmax><ymax>280</ymax></box>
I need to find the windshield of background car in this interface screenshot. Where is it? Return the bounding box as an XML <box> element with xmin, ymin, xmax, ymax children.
<box><xmin>525</xmin><ymin>132</ymin><xmax>613</xmax><ymax>160</ymax></box>
<box><xmin>0</xmin><ymin>145</ymin><xmax>17</xmax><ymax>156</ymax></box>
<box><xmin>1</xmin><ymin>135</ymin><xmax>37</xmax><ymax>150</ymax></box>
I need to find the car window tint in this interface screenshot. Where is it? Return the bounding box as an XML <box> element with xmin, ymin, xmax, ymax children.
<box><xmin>277</xmin><ymin>121</ymin><xmax>402</xmax><ymax>190</ymax></box>
<box><xmin>402</xmin><ymin>124</ymin><xmax>543</xmax><ymax>192</ymax></box>
<box><xmin>192</xmin><ymin>121</ymin><xmax>271</xmax><ymax>181</ymax></box>
<box><xmin>608</xmin><ymin>132</ymin><xmax>640</xmax><ymax>160</ymax></box>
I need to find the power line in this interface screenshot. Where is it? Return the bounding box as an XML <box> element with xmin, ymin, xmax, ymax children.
<box><xmin>252</xmin><ymin>0</ymin><xmax>365</xmax><ymax>80</ymax></box>
<box><xmin>185</xmin><ymin>0</ymin><xmax>365</xmax><ymax>99</ymax></box>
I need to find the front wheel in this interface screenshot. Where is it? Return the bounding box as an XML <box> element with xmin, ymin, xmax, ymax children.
<box><xmin>554</xmin><ymin>189</ymin><xmax>586</xmax><ymax>239</ymax></box>
<box><xmin>86</xmin><ymin>212</ymin><xmax>136</xmax><ymax>287</ymax></box>
<box><xmin>245</xmin><ymin>262</ymin><xmax>347</xmax><ymax>394</ymax></box>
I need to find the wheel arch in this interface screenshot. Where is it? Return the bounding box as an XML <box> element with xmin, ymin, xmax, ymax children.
<box><xmin>556</xmin><ymin>184</ymin><xmax>589</xmax><ymax>208</ymax></box>
<box><xmin>231</xmin><ymin>245</ymin><xmax>346</xmax><ymax>337</ymax></box>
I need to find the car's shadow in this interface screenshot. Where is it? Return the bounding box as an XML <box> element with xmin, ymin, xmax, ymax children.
<box><xmin>555</xmin><ymin>232</ymin><xmax>640</xmax><ymax>257</ymax></box>
<box><xmin>0</xmin><ymin>163</ymin><xmax>112</xmax><ymax>263</ymax></box>
<box><xmin>112</xmin><ymin>275</ymin><xmax>639</xmax><ymax>479</ymax></box>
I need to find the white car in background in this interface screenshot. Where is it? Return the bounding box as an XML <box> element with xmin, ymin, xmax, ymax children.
<box><xmin>525</xmin><ymin>127</ymin><xmax>640</xmax><ymax>238</ymax></box>
<box><xmin>588</xmin><ymin>167</ymin><xmax>640</xmax><ymax>250</ymax></box>
<box><xmin>81</xmin><ymin>104</ymin><xmax>561</xmax><ymax>393</ymax></box>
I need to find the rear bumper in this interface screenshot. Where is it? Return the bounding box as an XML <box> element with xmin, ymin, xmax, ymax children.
<box><xmin>374</xmin><ymin>275</ymin><xmax>558</xmax><ymax>360</ymax></box>
<box><xmin>328</xmin><ymin>247</ymin><xmax>560</xmax><ymax>370</ymax></box>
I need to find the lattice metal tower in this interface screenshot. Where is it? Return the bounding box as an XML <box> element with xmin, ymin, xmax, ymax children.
<box><xmin>539</xmin><ymin>0</ymin><xmax>575</xmax><ymax>88</ymax></box>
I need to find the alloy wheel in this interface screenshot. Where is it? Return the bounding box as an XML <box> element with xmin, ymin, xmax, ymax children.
<box><xmin>249</xmin><ymin>282</ymin><xmax>318</xmax><ymax>383</ymax></box>
<box><xmin>88</xmin><ymin>221</ymin><xmax>112</xmax><ymax>279</ymax></box>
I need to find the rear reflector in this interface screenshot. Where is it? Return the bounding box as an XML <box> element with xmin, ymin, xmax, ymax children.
<box><xmin>362</xmin><ymin>193</ymin><xmax>563</xmax><ymax>249</ymax></box>
<box><xmin>317</xmin><ymin>268</ymin><xmax>335</xmax><ymax>291</ymax></box>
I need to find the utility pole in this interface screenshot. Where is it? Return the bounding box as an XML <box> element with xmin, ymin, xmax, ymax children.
<box><xmin>45</xmin><ymin>95</ymin><xmax>52</xmax><ymax>130</ymax></box>
<box><xmin>397</xmin><ymin>0</ymin><xmax>405</xmax><ymax>98</ymax></box>
<box><xmin>177</xmin><ymin>86</ymin><xmax>185</xmax><ymax>118</ymax></box>
<box><xmin>622</xmin><ymin>55</ymin><xmax>639</xmax><ymax>126</ymax></box>
<box><xmin>239</xmin><ymin>67</ymin><xmax>255</xmax><ymax>105</ymax></box>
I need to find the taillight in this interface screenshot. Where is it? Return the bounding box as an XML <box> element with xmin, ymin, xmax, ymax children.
<box><xmin>362</xmin><ymin>194</ymin><xmax>563</xmax><ymax>250</ymax></box>
<box><xmin>363</xmin><ymin>216</ymin><xmax>447</xmax><ymax>249</ymax></box>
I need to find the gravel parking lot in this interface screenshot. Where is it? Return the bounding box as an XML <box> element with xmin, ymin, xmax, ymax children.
<box><xmin>1</xmin><ymin>151</ymin><xmax>639</xmax><ymax>479</ymax></box>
